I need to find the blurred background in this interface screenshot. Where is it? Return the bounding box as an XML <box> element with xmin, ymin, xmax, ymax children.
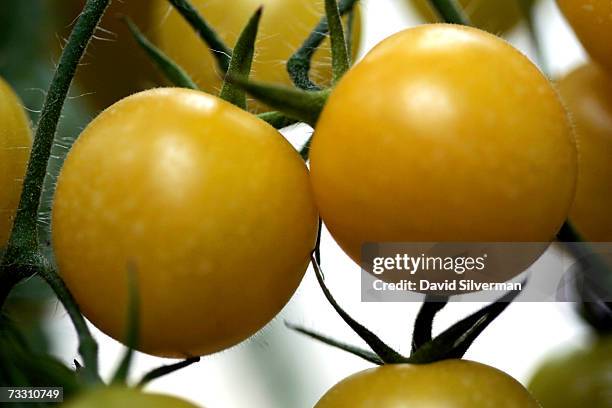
<box><xmin>0</xmin><ymin>0</ymin><xmax>593</xmax><ymax>407</ymax></box>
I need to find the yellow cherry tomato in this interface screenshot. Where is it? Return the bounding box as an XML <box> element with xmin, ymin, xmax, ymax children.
<box><xmin>52</xmin><ymin>88</ymin><xmax>318</xmax><ymax>357</ymax></box>
<box><xmin>151</xmin><ymin>0</ymin><xmax>362</xmax><ymax>101</ymax></box>
<box><xmin>315</xmin><ymin>360</ymin><xmax>541</xmax><ymax>407</ymax></box>
<box><xmin>64</xmin><ymin>387</ymin><xmax>202</xmax><ymax>408</ymax></box>
<box><xmin>54</xmin><ymin>0</ymin><xmax>161</xmax><ymax>111</ymax></box>
<box><xmin>0</xmin><ymin>77</ymin><xmax>31</xmax><ymax>247</ymax></box>
<box><xmin>558</xmin><ymin>63</ymin><xmax>612</xmax><ymax>241</ymax></box>
<box><xmin>411</xmin><ymin>0</ymin><xmax>532</xmax><ymax>34</ymax></box>
<box><xmin>310</xmin><ymin>24</ymin><xmax>577</xmax><ymax>265</ymax></box>
<box><xmin>557</xmin><ymin>0</ymin><xmax>612</xmax><ymax>73</ymax></box>
<box><xmin>528</xmin><ymin>337</ymin><xmax>612</xmax><ymax>407</ymax></box>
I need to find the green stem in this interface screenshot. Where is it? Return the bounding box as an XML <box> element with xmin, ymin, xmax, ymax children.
<box><xmin>287</xmin><ymin>0</ymin><xmax>359</xmax><ymax>90</ymax></box>
<box><xmin>310</xmin><ymin>253</ymin><xmax>408</xmax><ymax>363</ymax></box>
<box><xmin>324</xmin><ymin>0</ymin><xmax>349</xmax><ymax>84</ymax></box>
<box><xmin>37</xmin><ymin>263</ymin><xmax>100</xmax><ymax>384</ymax></box>
<box><xmin>427</xmin><ymin>0</ymin><xmax>471</xmax><ymax>25</ymax></box>
<box><xmin>411</xmin><ymin>296</ymin><xmax>448</xmax><ymax>354</ymax></box>
<box><xmin>257</xmin><ymin>111</ymin><xmax>299</xmax><ymax>129</ymax></box>
<box><xmin>7</xmin><ymin>0</ymin><xmax>110</xmax><ymax>253</ymax></box>
<box><xmin>167</xmin><ymin>0</ymin><xmax>232</xmax><ymax>73</ymax></box>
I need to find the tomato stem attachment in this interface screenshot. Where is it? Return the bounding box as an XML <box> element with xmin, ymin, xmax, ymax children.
<box><xmin>124</xmin><ymin>16</ymin><xmax>199</xmax><ymax>90</ymax></box>
<box><xmin>408</xmin><ymin>283</ymin><xmax>524</xmax><ymax>363</ymax></box>
<box><xmin>426</xmin><ymin>0</ymin><xmax>471</xmax><ymax>25</ymax></box>
<box><xmin>228</xmin><ymin>76</ymin><xmax>329</xmax><ymax>127</ymax></box>
<box><xmin>167</xmin><ymin>0</ymin><xmax>232</xmax><ymax>73</ymax></box>
<box><xmin>285</xmin><ymin>321</ymin><xmax>384</xmax><ymax>365</ymax></box>
<box><xmin>257</xmin><ymin>111</ymin><xmax>300</xmax><ymax>129</ymax></box>
<box><xmin>325</xmin><ymin>0</ymin><xmax>350</xmax><ymax>84</ymax></box>
<box><xmin>220</xmin><ymin>7</ymin><xmax>262</xmax><ymax>110</ymax></box>
<box><xmin>287</xmin><ymin>0</ymin><xmax>360</xmax><ymax>91</ymax></box>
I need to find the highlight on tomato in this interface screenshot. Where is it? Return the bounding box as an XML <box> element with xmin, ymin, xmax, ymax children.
<box><xmin>0</xmin><ymin>76</ymin><xmax>31</xmax><ymax>247</ymax></box>
<box><xmin>557</xmin><ymin>63</ymin><xmax>612</xmax><ymax>241</ymax></box>
<box><xmin>309</xmin><ymin>24</ymin><xmax>577</xmax><ymax>265</ymax></box>
<box><xmin>315</xmin><ymin>360</ymin><xmax>541</xmax><ymax>407</ymax></box>
<box><xmin>52</xmin><ymin>88</ymin><xmax>318</xmax><ymax>357</ymax></box>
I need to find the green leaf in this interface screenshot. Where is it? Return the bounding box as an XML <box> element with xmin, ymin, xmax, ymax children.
<box><xmin>408</xmin><ymin>284</ymin><xmax>524</xmax><ymax>363</ymax></box>
<box><xmin>136</xmin><ymin>357</ymin><xmax>200</xmax><ymax>387</ymax></box>
<box><xmin>324</xmin><ymin>0</ymin><xmax>349</xmax><ymax>84</ymax></box>
<box><xmin>167</xmin><ymin>0</ymin><xmax>232</xmax><ymax>73</ymax></box>
<box><xmin>124</xmin><ymin>17</ymin><xmax>198</xmax><ymax>90</ymax></box>
<box><xmin>285</xmin><ymin>321</ymin><xmax>383</xmax><ymax>365</ymax></box>
<box><xmin>310</xmin><ymin>253</ymin><xmax>408</xmax><ymax>364</ymax></box>
<box><xmin>220</xmin><ymin>7</ymin><xmax>262</xmax><ymax>109</ymax></box>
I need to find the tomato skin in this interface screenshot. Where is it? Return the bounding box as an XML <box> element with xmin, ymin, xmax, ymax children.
<box><xmin>558</xmin><ymin>64</ymin><xmax>612</xmax><ymax>241</ymax></box>
<box><xmin>310</xmin><ymin>24</ymin><xmax>576</xmax><ymax>265</ymax></box>
<box><xmin>528</xmin><ymin>337</ymin><xmax>612</xmax><ymax>407</ymax></box>
<box><xmin>151</xmin><ymin>0</ymin><xmax>362</xmax><ymax>102</ymax></box>
<box><xmin>316</xmin><ymin>360</ymin><xmax>540</xmax><ymax>407</ymax></box>
<box><xmin>64</xmin><ymin>387</ymin><xmax>202</xmax><ymax>408</ymax></box>
<box><xmin>411</xmin><ymin>0</ymin><xmax>532</xmax><ymax>34</ymax></box>
<box><xmin>54</xmin><ymin>0</ymin><xmax>160</xmax><ymax>111</ymax></box>
<box><xmin>52</xmin><ymin>88</ymin><xmax>318</xmax><ymax>357</ymax></box>
<box><xmin>557</xmin><ymin>0</ymin><xmax>612</xmax><ymax>74</ymax></box>
<box><xmin>0</xmin><ymin>77</ymin><xmax>31</xmax><ymax>247</ymax></box>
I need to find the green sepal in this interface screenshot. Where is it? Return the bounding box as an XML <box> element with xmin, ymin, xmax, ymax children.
<box><xmin>285</xmin><ymin>321</ymin><xmax>384</xmax><ymax>365</ymax></box>
<box><xmin>411</xmin><ymin>296</ymin><xmax>448</xmax><ymax>353</ymax></box>
<box><xmin>427</xmin><ymin>0</ymin><xmax>471</xmax><ymax>25</ymax></box>
<box><xmin>408</xmin><ymin>284</ymin><xmax>524</xmax><ymax>363</ymax></box>
<box><xmin>136</xmin><ymin>357</ymin><xmax>200</xmax><ymax>388</ymax></box>
<box><xmin>124</xmin><ymin>17</ymin><xmax>198</xmax><ymax>90</ymax></box>
<box><xmin>111</xmin><ymin>267</ymin><xmax>140</xmax><ymax>385</ymax></box>
<box><xmin>228</xmin><ymin>77</ymin><xmax>329</xmax><ymax>127</ymax></box>
<box><xmin>257</xmin><ymin>111</ymin><xmax>299</xmax><ymax>129</ymax></box>
<box><xmin>220</xmin><ymin>7</ymin><xmax>262</xmax><ymax>109</ymax></box>
<box><xmin>168</xmin><ymin>0</ymin><xmax>232</xmax><ymax>73</ymax></box>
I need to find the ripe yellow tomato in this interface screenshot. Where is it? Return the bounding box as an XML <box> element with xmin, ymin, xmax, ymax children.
<box><xmin>315</xmin><ymin>360</ymin><xmax>541</xmax><ymax>407</ymax></box>
<box><xmin>53</xmin><ymin>0</ymin><xmax>161</xmax><ymax>111</ymax></box>
<box><xmin>558</xmin><ymin>63</ymin><xmax>612</xmax><ymax>241</ymax></box>
<box><xmin>310</xmin><ymin>25</ymin><xmax>576</xmax><ymax>265</ymax></box>
<box><xmin>411</xmin><ymin>0</ymin><xmax>531</xmax><ymax>34</ymax></box>
<box><xmin>64</xmin><ymin>387</ymin><xmax>202</xmax><ymax>408</ymax></box>
<box><xmin>151</xmin><ymin>0</ymin><xmax>362</xmax><ymax>100</ymax></box>
<box><xmin>52</xmin><ymin>88</ymin><xmax>318</xmax><ymax>357</ymax></box>
<box><xmin>557</xmin><ymin>0</ymin><xmax>612</xmax><ymax>73</ymax></box>
<box><xmin>0</xmin><ymin>77</ymin><xmax>31</xmax><ymax>247</ymax></box>
<box><xmin>528</xmin><ymin>337</ymin><xmax>612</xmax><ymax>407</ymax></box>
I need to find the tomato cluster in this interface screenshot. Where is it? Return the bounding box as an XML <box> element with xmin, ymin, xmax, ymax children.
<box><xmin>1</xmin><ymin>0</ymin><xmax>609</xmax><ymax>406</ymax></box>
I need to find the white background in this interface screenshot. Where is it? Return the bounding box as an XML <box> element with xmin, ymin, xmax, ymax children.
<box><xmin>49</xmin><ymin>0</ymin><xmax>591</xmax><ymax>407</ymax></box>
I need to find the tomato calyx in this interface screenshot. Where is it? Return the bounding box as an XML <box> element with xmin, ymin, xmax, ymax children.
<box><xmin>287</xmin><ymin>252</ymin><xmax>524</xmax><ymax>366</ymax></box>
